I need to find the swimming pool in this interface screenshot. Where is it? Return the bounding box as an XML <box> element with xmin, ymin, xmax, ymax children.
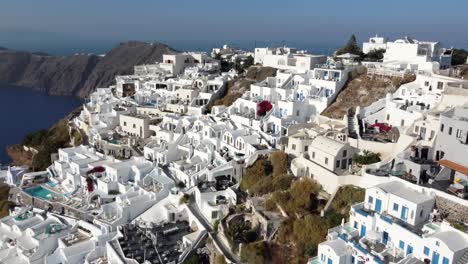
<box><xmin>46</xmin><ymin>181</ymin><xmax>58</xmax><ymax>187</ymax></box>
<box><xmin>25</xmin><ymin>186</ymin><xmax>56</xmax><ymax>200</ymax></box>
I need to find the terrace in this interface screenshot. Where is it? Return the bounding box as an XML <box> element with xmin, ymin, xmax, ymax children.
<box><xmin>117</xmin><ymin>221</ymin><xmax>192</xmax><ymax>263</ymax></box>
<box><xmin>61</xmin><ymin>229</ymin><xmax>92</xmax><ymax>247</ymax></box>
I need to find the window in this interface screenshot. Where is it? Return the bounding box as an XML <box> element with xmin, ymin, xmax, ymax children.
<box><xmin>420</xmin><ymin>210</ymin><xmax>424</xmax><ymax>217</ymax></box>
<box><xmin>424</xmin><ymin>81</ymin><xmax>429</xmax><ymax>86</ymax></box>
<box><xmin>336</xmin><ymin>160</ymin><xmax>341</xmax><ymax>168</ymax></box>
<box><xmin>296</xmin><ymin>110</ymin><xmax>300</xmax><ymax>116</ymax></box>
<box><xmin>456</xmin><ymin>129</ymin><xmax>463</xmax><ymax>138</ymax></box>
<box><xmin>415</xmin><ymin>126</ymin><xmax>419</xmax><ymax>133</ymax></box>
<box><xmin>124</xmin><ymin>121</ymin><xmax>127</xmax><ymax>126</ymax></box>
<box><xmin>442</xmin><ymin>257</ymin><xmax>449</xmax><ymax>264</ymax></box>
<box><xmin>386</xmin><ymin>114</ymin><xmax>390</xmax><ymax>121</ymax></box>
<box><xmin>211</xmin><ymin>211</ymin><xmax>218</xmax><ymax>219</ymax></box>
<box><xmin>436</xmin><ymin>241</ymin><xmax>440</xmax><ymax>246</ymax></box>
<box><xmin>437</xmin><ymin>81</ymin><xmax>443</xmax><ymax>89</ymax></box>
<box><xmin>343</xmin><ymin>150</ymin><xmax>347</xmax><ymax>157</ymax></box>
<box><xmin>292</xmin><ymin>144</ymin><xmax>296</xmax><ymax>150</ymax></box>
<box><xmin>304</xmin><ymin>146</ymin><xmax>308</xmax><ymax>152</ymax></box>
<box><xmin>393</xmin><ymin>203</ymin><xmax>399</xmax><ymax>211</ymax></box>
<box><xmin>440</xmin><ymin>124</ymin><xmax>444</xmax><ymax>132</ymax></box>
<box><xmin>341</xmin><ymin>159</ymin><xmax>347</xmax><ymax>169</ymax></box>
<box><xmin>448</xmin><ymin>127</ymin><xmax>452</xmax><ymax>135</ymax></box>
<box><xmin>401</xmin><ymin>119</ymin><xmax>405</xmax><ymax>127</ymax></box>
<box><xmin>312</xmin><ymin>152</ymin><xmax>315</xmax><ymax>159</ymax></box>
<box><xmin>368</xmin><ymin>196</ymin><xmax>374</xmax><ymax>204</ymax></box>
<box><xmin>399</xmin><ymin>240</ymin><xmax>405</xmax><ymax>250</ymax></box>
<box><xmin>133</xmin><ymin>124</ymin><xmax>136</xmax><ymax>128</ymax></box>
<box><xmin>423</xmin><ymin>246</ymin><xmax>430</xmax><ymax>256</ymax></box>
<box><xmin>325</xmin><ymin>157</ymin><xmax>328</xmax><ymax>165</ymax></box>
<box><xmin>321</xmin><ymin>254</ymin><xmax>326</xmax><ymax>262</ymax></box>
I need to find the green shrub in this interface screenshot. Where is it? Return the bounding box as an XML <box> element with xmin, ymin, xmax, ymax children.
<box><xmin>179</xmin><ymin>194</ymin><xmax>189</xmax><ymax>204</ymax></box>
<box><xmin>22</xmin><ymin>129</ymin><xmax>48</xmax><ymax>146</ymax></box>
<box><xmin>213</xmin><ymin>219</ymin><xmax>220</xmax><ymax>233</ymax></box>
<box><xmin>352</xmin><ymin>150</ymin><xmax>381</xmax><ymax>165</ymax></box>
<box><xmin>335</xmin><ymin>34</ymin><xmax>363</xmax><ymax>57</ymax></box>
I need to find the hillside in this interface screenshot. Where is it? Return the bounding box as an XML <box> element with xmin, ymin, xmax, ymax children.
<box><xmin>321</xmin><ymin>70</ymin><xmax>416</xmax><ymax>119</ymax></box>
<box><xmin>0</xmin><ymin>41</ymin><xmax>177</xmax><ymax>98</ymax></box>
<box><xmin>208</xmin><ymin>66</ymin><xmax>277</xmax><ymax>110</ymax></box>
<box><xmin>7</xmin><ymin>107</ymin><xmax>83</xmax><ymax>170</ymax></box>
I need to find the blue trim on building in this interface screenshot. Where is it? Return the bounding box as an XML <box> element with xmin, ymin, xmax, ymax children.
<box><xmin>380</xmin><ymin>214</ymin><xmax>393</xmax><ymax>224</ymax></box>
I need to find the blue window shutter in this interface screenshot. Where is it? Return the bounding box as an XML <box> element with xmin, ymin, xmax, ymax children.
<box><xmin>442</xmin><ymin>257</ymin><xmax>449</xmax><ymax>264</ymax></box>
<box><xmin>423</xmin><ymin>246</ymin><xmax>430</xmax><ymax>256</ymax></box>
<box><xmin>399</xmin><ymin>240</ymin><xmax>405</xmax><ymax>250</ymax></box>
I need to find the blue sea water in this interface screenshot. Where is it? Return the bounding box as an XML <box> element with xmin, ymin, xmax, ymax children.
<box><xmin>0</xmin><ymin>84</ymin><xmax>82</xmax><ymax>165</ymax></box>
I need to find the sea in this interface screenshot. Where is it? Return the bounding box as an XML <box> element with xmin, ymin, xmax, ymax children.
<box><xmin>0</xmin><ymin>84</ymin><xmax>82</xmax><ymax>165</ymax></box>
<box><xmin>0</xmin><ymin>41</ymin><xmax>339</xmax><ymax>165</ymax></box>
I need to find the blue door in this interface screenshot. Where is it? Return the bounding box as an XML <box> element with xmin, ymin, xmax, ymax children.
<box><xmin>327</xmin><ymin>258</ymin><xmax>333</xmax><ymax>264</ymax></box>
<box><xmin>382</xmin><ymin>231</ymin><xmax>389</xmax><ymax>245</ymax></box>
<box><xmin>406</xmin><ymin>245</ymin><xmax>413</xmax><ymax>255</ymax></box>
<box><xmin>375</xmin><ymin>199</ymin><xmax>382</xmax><ymax>213</ymax></box>
<box><xmin>432</xmin><ymin>252</ymin><xmax>440</xmax><ymax>264</ymax></box>
<box><xmin>360</xmin><ymin>225</ymin><xmax>367</xmax><ymax>237</ymax></box>
<box><xmin>401</xmin><ymin>206</ymin><xmax>408</xmax><ymax>221</ymax></box>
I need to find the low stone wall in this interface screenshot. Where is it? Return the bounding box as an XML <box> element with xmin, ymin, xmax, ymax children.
<box><xmin>435</xmin><ymin>196</ymin><xmax>468</xmax><ymax>223</ymax></box>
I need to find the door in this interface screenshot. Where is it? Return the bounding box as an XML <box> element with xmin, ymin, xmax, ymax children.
<box><xmin>406</xmin><ymin>245</ymin><xmax>413</xmax><ymax>255</ymax></box>
<box><xmin>421</xmin><ymin>148</ymin><xmax>429</xmax><ymax>160</ymax></box>
<box><xmin>401</xmin><ymin>206</ymin><xmax>408</xmax><ymax>221</ymax></box>
<box><xmin>420</xmin><ymin>127</ymin><xmax>426</xmax><ymax>139</ymax></box>
<box><xmin>382</xmin><ymin>231</ymin><xmax>389</xmax><ymax>245</ymax></box>
<box><xmin>360</xmin><ymin>225</ymin><xmax>366</xmax><ymax>237</ymax></box>
<box><xmin>375</xmin><ymin>199</ymin><xmax>382</xmax><ymax>213</ymax></box>
<box><xmin>432</xmin><ymin>252</ymin><xmax>440</xmax><ymax>264</ymax></box>
<box><xmin>327</xmin><ymin>258</ymin><xmax>333</xmax><ymax>264</ymax></box>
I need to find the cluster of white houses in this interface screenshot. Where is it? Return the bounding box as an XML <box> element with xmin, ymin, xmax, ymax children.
<box><xmin>1</xmin><ymin>35</ymin><xmax>468</xmax><ymax>264</ymax></box>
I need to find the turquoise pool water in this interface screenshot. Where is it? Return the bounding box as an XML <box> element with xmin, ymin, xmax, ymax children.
<box><xmin>46</xmin><ymin>181</ymin><xmax>58</xmax><ymax>187</ymax></box>
<box><xmin>25</xmin><ymin>186</ymin><xmax>56</xmax><ymax>200</ymax></box>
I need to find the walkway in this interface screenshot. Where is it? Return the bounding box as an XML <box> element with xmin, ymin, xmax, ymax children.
<box><xmin>187</xmin><ymin>198</ymin><xmax>240</xmax><ymax>263</ymax></box>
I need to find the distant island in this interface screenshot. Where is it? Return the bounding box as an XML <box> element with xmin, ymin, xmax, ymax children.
<box><xmin>0</xmin><ymin>41</ymin><xmax>176</xmax><ymax>98</ymax></box>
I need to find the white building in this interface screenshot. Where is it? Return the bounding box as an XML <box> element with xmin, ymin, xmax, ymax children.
<box><xmin>254</xmin><ymin>46</ymin><xmax>327</xmax><ymax>73</ymax></box>
<box><xmin>314</xmin><ymin>181</ymin><xmax>468</xmax><ymax>264</ymax></box>
<box><xmin>363</xmin><ymin>35</ymin><xmax>388</xmax><ymax>54</ymax></box>
<box><xmin>0</xmin><ymin>208</ymin><xmax>74</xmax><ymax>264</ymax></box>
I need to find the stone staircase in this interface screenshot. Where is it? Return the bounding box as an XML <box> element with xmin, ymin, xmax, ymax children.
<box><xmin>457</xmin><ymin>249</ymin><xmax>468</xmax><ymax>264</ymax></box>
<box><xmin>347</xmin><ymin>109</ymin><xmax>358</xmax><ymax>139</ymax></box>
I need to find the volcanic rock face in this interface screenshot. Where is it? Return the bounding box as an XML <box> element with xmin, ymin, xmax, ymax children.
<box><xmin>0</xmin><ymin>41</ymin><xmax>177</xmax><ymax>98</ymax></box>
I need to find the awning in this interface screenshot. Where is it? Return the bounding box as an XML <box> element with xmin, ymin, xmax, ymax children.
<box><xmin>438</xmin><ymin>159</ymin><xmax>468</xmax><ymax>176</ymax></box>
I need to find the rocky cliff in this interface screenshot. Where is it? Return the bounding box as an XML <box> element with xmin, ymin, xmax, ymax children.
<box><xmin>0</xmin><ymin>41</ymin><xmax>177</xmax><ymax>98</ymax></box>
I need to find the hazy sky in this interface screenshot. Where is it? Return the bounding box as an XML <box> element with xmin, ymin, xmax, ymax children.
<box><xmin>1</xmin><ymin>0</ymin><xmax>468</xmax><ymax>54</ymax></box>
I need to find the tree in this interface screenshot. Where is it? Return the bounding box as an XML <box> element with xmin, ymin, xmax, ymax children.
<box><xmin>215</xmin><ymin>255</ymin><xmax>227</xmax><ymax>264</ymax></box>
<box><xmin>270</xmin><ymin>151</ymin><xmax>288</xmax><ymax>176</ymax></box>
<box><xmin>289</xmin><ymin>179</ymin><xmax>321</xmax><ymax>213</ymax></box>
<box><xmin>240</xmin><ymin>241</ymin><xmax>270</xmax><ymax>264</ymax></box>
<box><xmin>336</xmin><ymin>34</ymin><xmax>363</xmax><ymax>57</ymax></box>
<box><xmin>352</xmin><ymin>150</ymin><xmax>381</xmax><ymax>165</ymax></box>
<box><xmin>451</xmin><ymin>48</ymin><xmax>468</xmax><ymax>66</ymax></box>
<box><xmin>292</xmin><ymin>214</ymin><xmax>329</xmax><ymax>256</ymax></box>
<box><xmin>364</xmin><ymin>48</ymin><xmax>386</xmax><ymax>61</ymax></box>
<box><xmin>226</xmin><ymin>221</ymin><xmax>257</xmax><ymax>244</ymax></box>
